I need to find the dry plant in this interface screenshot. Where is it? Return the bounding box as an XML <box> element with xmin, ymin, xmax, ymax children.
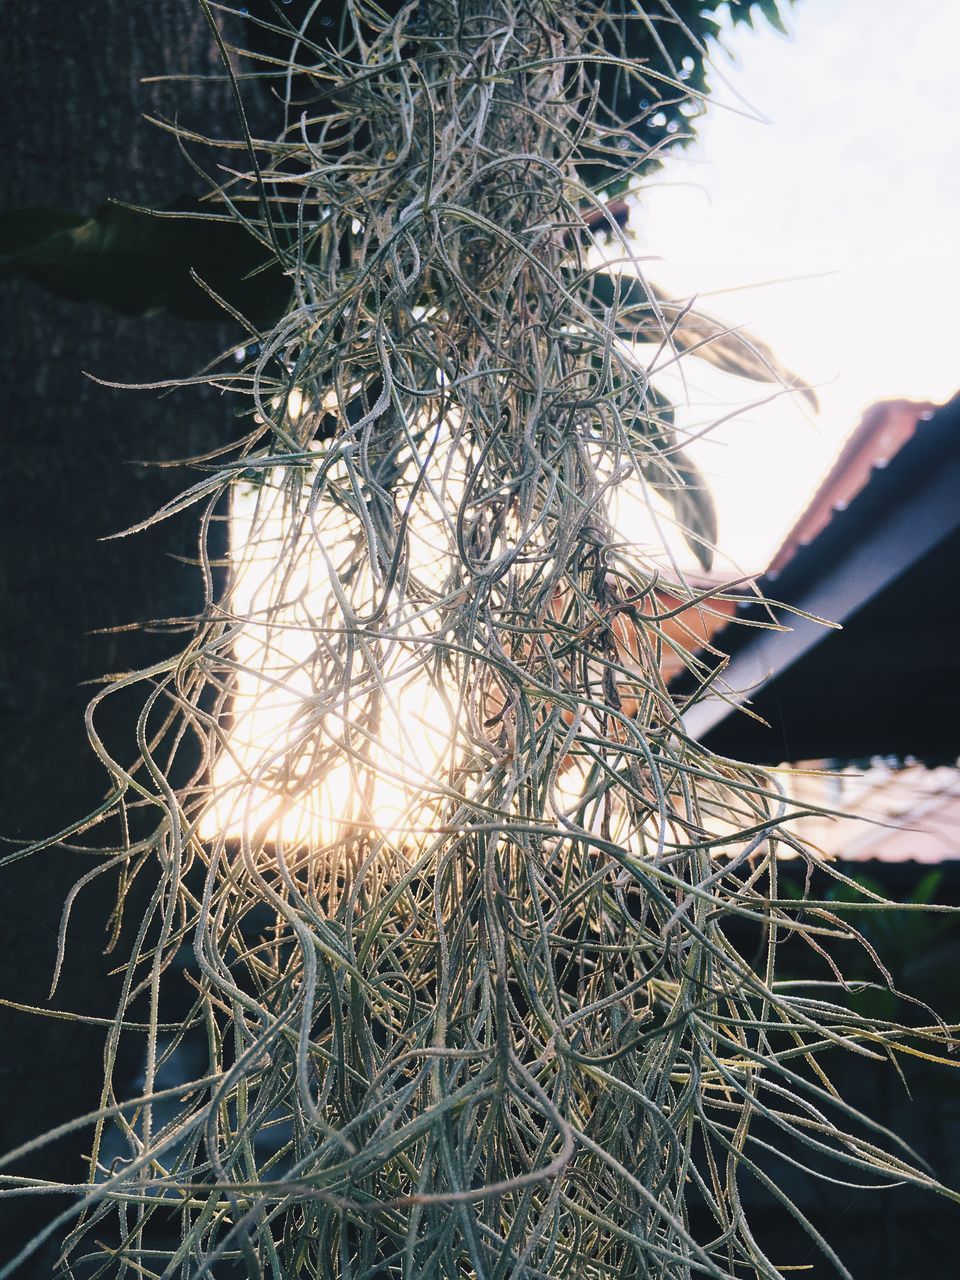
<box><xmin>2</xmin><ymin>3</ymin><xmax>957</xmax><ymax>1277</ymax></box>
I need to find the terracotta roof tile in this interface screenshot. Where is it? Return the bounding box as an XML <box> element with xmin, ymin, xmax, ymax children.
<box><xmin>767</xmin><ymin>397</ymin><xmax>940</xmax><ymax>578</ymax></box>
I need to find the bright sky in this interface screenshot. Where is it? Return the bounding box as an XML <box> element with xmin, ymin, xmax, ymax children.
<box><xmin>626</xmin><ymin>0</ymin><xmax>960</xmax><ymax>574</ymax></box>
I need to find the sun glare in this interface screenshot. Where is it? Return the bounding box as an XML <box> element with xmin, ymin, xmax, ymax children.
<box><xmin>198</xmin><ymin>406</ymin><xmax>760</xmax><ymax>869</ymax></box>
<box><xmin>199</xmin><ymin>445</ymin><xmax>468</xmax><ymax>851</ymax></box>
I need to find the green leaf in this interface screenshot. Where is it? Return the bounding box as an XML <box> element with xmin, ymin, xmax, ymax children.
<box><xmin>656</xmin><ymin>444</ymin><xmax>719</xmax><ymax>572</ymax></box>
<box><xmin>0</xmin><ymin>197</ymin><xmax>290</xmax><ymax>326</ymax></box>
<box><xmin>909</xmin><ymin>869</ymin><xmax>944</xmax><ymax>906</ymax></box>
<box><xmin>588</xmin><ymin>270</ymin><xmax>818</xmax><ymax>409</ymax></box>
<box><xmin>756</xmin><ymin>0</ymin><xmax>790</xmax><ymax>36</ymax></box>
<box><xmin>728</xmin><ymin>1</ymin><xmax>790</xmax><ymax>36</ymax></box>
<box><xmin>631</xmin><ymin>384</ymin><xmax>718</xmax><ymax>571</ymax></box>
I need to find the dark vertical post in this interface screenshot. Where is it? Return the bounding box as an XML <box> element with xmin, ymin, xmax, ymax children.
<box><xmin>0</xmin><ymin>2</ymin><xmax>253</xmax><ymax>1260</ymax></box>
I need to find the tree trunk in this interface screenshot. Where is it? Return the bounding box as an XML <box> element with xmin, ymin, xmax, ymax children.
<box><xmin>0</xmin><ymin>1</ymin><xmax>253</xmax><ymax>1262</ymax></box>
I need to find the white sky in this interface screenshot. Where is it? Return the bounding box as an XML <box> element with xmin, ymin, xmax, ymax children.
<box><xmin>626</xmin><ymin>0</ymin><xmax>960</xmax><ymax>574</ymax></box>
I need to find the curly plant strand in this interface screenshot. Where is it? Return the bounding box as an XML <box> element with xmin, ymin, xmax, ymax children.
<box><xmin>4</xmin><ymin>3</ymin><xmax>957</xmax><ymax>1278</ymax></box>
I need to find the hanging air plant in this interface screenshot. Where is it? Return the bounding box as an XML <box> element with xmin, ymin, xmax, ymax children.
<box><xmin>3</xmin><ymin>3</ymin><xmax>956</xmax><ymax>1278</ymax></box>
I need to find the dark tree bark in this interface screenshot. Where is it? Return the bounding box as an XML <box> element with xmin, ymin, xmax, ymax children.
<box><xmin>0</xmin><ymin>2</ymin><xmax>254</xmax><ymax>1264</ymax></box>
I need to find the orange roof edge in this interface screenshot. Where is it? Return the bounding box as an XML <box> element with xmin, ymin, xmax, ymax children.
<box><xmin>766</xmin><ymin>397</ymin><xmax>941</xmax><ymax>578</ymax></box>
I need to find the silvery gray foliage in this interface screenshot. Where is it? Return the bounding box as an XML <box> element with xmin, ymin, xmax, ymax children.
<box><xmin>2</xmin><ymin>3</ymin><xmax>955</xmax><ymax>1277</ymax></box>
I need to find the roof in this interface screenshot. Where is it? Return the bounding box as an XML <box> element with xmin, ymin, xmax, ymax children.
<box><xmin>786</xmin><ymin>761</ymin><xmax>960</xmax><ymax>864</ymax></box>
<box><xmin>767</xmin><ymin>397</ymin><xmax>940</xmax><ymax>579</ymax></box>
<box><xmin>678</xmin><ymin>390</ymin><xmax>960</xmax><ymax>764</ymax></box>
